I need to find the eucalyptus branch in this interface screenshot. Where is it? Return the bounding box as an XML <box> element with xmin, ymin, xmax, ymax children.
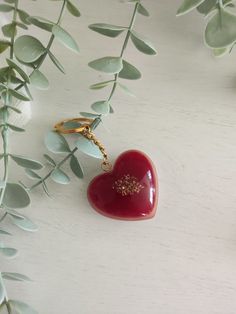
<box><xmin>0</xmin><ymin>0</ymin><xmax>81</xmax><ymax>311</ymax></box>
<box><xmin>177</xmin><ymin>0</ymin><xmax>236</xmax><ymax>57</ymax></box>
<box><xmin>15</xmin><ymin>0</ymin><xmax>68</xmax><ymax>92</ymax></box>
<box><xmin>28</xmin><ymin>0</ymin><xmax>156</xmax><ymax>193</ymax></box>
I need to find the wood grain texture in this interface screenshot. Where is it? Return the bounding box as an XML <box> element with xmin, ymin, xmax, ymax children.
<box><xmin>1</xmin><ymin>0</ymin><xmax>236</xmax><ymax>313</ymax></box>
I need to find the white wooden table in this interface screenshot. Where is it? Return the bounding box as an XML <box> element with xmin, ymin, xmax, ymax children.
<box><xmin>2</xmin><ymin>0</ymin><xmax>236</xmax><ymax>313</ymax></box>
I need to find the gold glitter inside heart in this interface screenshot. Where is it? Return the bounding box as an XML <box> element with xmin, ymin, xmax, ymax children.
<box><xmin>112</xmin><ymin>174</ymin><xmax>144</xmax><ymax>196</ymax></box>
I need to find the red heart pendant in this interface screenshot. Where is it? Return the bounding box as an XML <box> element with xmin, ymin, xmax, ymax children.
<box><xmin>87</xmin><ymin>150</ymin><xmax>158</xmax><ymax>220</ymax></box>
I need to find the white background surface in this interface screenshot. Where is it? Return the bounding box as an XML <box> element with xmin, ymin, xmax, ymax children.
<box><xmin>1</xmin><ymin>0</ymin><xmax>236</xmax><ymax>313</ymax></box>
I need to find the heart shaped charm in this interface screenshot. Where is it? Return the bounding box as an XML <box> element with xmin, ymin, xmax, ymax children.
<box><xmin>87</xmin><ymin>150</ymin><xmax>158</xmax><ymax>220</ymax></box>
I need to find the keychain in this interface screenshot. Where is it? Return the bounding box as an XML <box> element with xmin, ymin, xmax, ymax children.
<box><xmin>54</xmin><ymin>118</ymin><xmax>158</xmax><ymax>220</ymax></box>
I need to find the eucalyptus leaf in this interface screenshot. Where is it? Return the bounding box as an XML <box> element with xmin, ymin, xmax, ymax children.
<box><xmin>66</xmin><ymin>1</ymin><xmax>81</xmax><ymax>17</ymax></box>
<box><xmin>25</xmin><ymin>168</ymin><xmax>41</xmax><ymax>180</ymax></box>
<box><xmin>91</xmin><ymin>100</ymin><xmax>110</xmax><ymax>114</ymax></box>
<box><xmin>9</xmin><ymin>214</ymin><xmax>38</xmax><ymax>232</ymax></box>
<box><xmin>197</xmin><ymin>0</ymin><xmax>217</xmax><ymax>14</ymax></box>
<box><xmin>27</xmin><ymin>16</ymin><xmax>54</xmax><ymax>32</ymax></box>
<box><xmin>42</xmin><ymin>182</ymin><xmax>50</xmax><ymax>197</ymax></box>
<box><xmin>51</xmin><ymin>168</ymin><xmax>70</xmax><ymax>184</ymax></box>
<box><xmin>212</xmin><ymin>47</ymin><xmax>228</xmax><ymax>56</ymax></box>
<box><xmin>3</xmin><ymin>183</ymin><xmax>30</xmax><ymax>209</ymax></box>
<box><xmin>16</xmin><ymin>22</ymin><xmax>28</xmax><ymax>30</ymax></box>
<box><xmin>70</xmin><ymin>155</ymin><xmax>83</xmax><ymax>179</ymax></box>
<box><xmin>30</xmin><ymin>69</ymin><xmax>49</xmax><ymax>90</ymax></box>
<box><xmin>131</xmin><ymin>30</ymin><xmax>157</xmax><ymax>55</ymax></box>
<box><xmin>88</xmin><ymin>56</ymin><xmax>123</xmax><ymax>74</ymax></box>
<box><xmin>0</xmin><ymin>247</ymin><xmax>17</xmax><ymax>258</ymax></box>
<box><xmin>10</xmin><ymin>154</ymin><xmax>43</xmax><ymax>170</ymax></box>
<box><xmin>80</xmin><ymin>112</ymin><xmax>100</xmax><ymax>118</ymax></box>
<box><xmin>0</xmin><ymin>278</ymin><xmax>4</xmax><ymax>305</ymax></box>
<box><xmin>9</xmin><ymin>300</ymin><xmax>38</xmax><ymax>314</ymax></box>
<box><xmin>0</xmin><ymin>40</ymin><xmax>11</xmax><ymax>53</ymax></box>
<box><xmin>17</xmin><ymin>9</ymin><xmax>31</xmax><ymax>25</ymax></box>
<box><xmin>205</xmin><ymin>9</ymin><xmax>236</xmax><ymax>48</ymax></box>
<box><xmin>89</xmin><ymin>23</ymin><xmax>126</xmax><ymax>37</ymax></box>
<box><xmin>45</xmin><ymin>131</ymin><xmax>71</xmax><ymax>153</ymax></box>
<box><xmin>90</xmin><ymin>80</ymin><xmax>114</xmax><ymax>90</ymax></box>
<box><xmin>7</xmin><ymin>123</ymin><xmax>25</xmax><ymax>132</ymax></box>
<box><xmin>119</xmin><ymin>60</ymin><xmax>141</xmax><ymax>80</ymax></box>
<box><xmin>7</xmin><ymin>106</ymin><xmax>21</xmax><ymax>113</ymax></box>
<box><xmin>43</xmin><ymin>154</ymin><xmax>56</xmax><ymax>166</ymax></box>
<box><xmin>52</xmin><ymin>25</ymin><xmax>79</xmax><ymax>53</ymax></box>
<box><xmin>137</xmin><ymin>3</ymin><xmax>150</xmax><ymax>16</ymax></box>
<box><xmin>48</xmin><ymin>51</ymin><xmax>65</xmax><ymax>74</ymax></box>
<box><xmin>2</xmin><ymin>23</ymin><xmax>16</xmax><ymax>38</ymax></box>
<box><xmin>0</xmin><ymin>4</ymin><xmax>14</xmax><ymax>12</ymax></box>
<box><xmin>6</xmin><ymin>59</ymin><xmax>30</xmax><ymax>83</ymax></box>
<box><xmin>118</xmin><ymin>82</ymin><xmax>135</xmax><ymax>97</ymax></box>
<box><xmin>9</xmin><ymin>89</ymin><xmax>30</xmax><ymax>101</ymax></box>
<box><xmin>2</xmin><ymin>272</ymin><xmax>31</xmax><ymax>282</ymax></box>
<box><xmin>177</xmin><ymin>0</ymin><xmax>205</xmax><ymax>15</ymax></box>
<box><xmin>14</xmin><ymin>35</ymin><xmax>45</xmax><ymax>63</ymax></box>
<box><xmin>6</xmin><ymin>209</ymin><xmax>24</xmax><ymax>219</ymax></box>
<box><xmin>75</xmin><ymin>134</ymin><xmax>103</xmax><ymax>159</ymax></box>
<box><xmin>0</xmin><ymin>229</ymin><xmax>11</xmax><ymax>235</ymax></box>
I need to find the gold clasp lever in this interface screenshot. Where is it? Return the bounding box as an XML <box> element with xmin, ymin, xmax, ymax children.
<box><xmin>54</xmin><ymin>118</ymin><xmax>112</xmax><ymax>172</ymax></box>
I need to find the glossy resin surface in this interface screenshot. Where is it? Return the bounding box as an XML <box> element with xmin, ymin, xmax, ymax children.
<box><xmin>87</xmin><ymin>150</ymin><xmax>158</xmax><ymax>220</ymax></box>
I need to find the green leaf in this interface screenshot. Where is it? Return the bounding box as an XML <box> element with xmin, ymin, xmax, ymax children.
<box><xmin>6</xmin><ymin>59</ymin><xmax>30</xmax><ymax>83</ymax></box>
<box><xmin>197</xmin><ymin>0</ymin><xmax>217</xmax><ymax>14</ymax></box>
<box><xmin>14</xmin><ymin>35</ymin><xmax>45</xmax><ymax>63</ymax></box>
<box><xmin>27</xmin><ymin>16</ymin><xmax>54</xmax><ymax>32</ymax></box>
<box><xmin>16</xmin><ymin>21</ymin><xmax>28</xmax><ymax>30</ymax></box>
<box><xmin>118</xmin><ymin>82</ymin><xmax>135</xmax><ymax>97</ymax></box>
<box><xmin>0</xmin><ymin>4</ymin><xmax>14</xmax><ymax>12</ymax></box>
<box><xmin>66</xmin><ymin>0</ymin><xmax>81</xmax><ymax>17</ymax></box>
<box><xmin>52</xmin><ymin>25</ymin><xmax>79</xmax><ymax>53</ymax></box>
<box><xmin>89</xmin><ymin>23</ymin><xmax>126</xmax><ymax>37</ymax></box>
<box><xmin>9</xmin><ymin>300</ymin><xmax>37</xmax><ymax>314</ymax></box>
<box><xmin>75</xmin><ymin>134</ymin><xmax>103</xmax><ymax>159</ymax></box>
<box><xmin>130</xmin><ymin>30</ymin><xmax>157</xmax><ymax>55</ymax></box>
<box><xmin>48</xmin><ymin>51</ymin><xmax>65</xmax><ymax>74</ymax></box>
<box><xmin>45</xmin><ymin>131</ymin><xmax>71</xmax><ymax>153</ymax></box>
<box><xmin>25</xmin><ymin>168</ymin><xmax>41</xmax><ymax>180</ymax></box>
<box><xmin>8</xmin><ymin>89</ymin><xmax>30</xmax><ymax>101</ymax></box>
<box><xmin>119</xmin><ymin>60</ymin><xmax>141</xmax><ymax>80</ymax></box>
<box><xmin>89</xmin><ymin>56</ymin><xmax>123</xmax><ymax>74</ymax></box>
<box><xmin>17</xmin><ymin>9</ymin><xmax>31</xmax><ymax>25</ymax></box>
<box><xmin>212</xmin><ymin>47</ymin><xmax>228</xmax><ymax>56</ymax></box>
<box><xmin>30</xmin><ymin>69</ymin><xmax>49</xmax><ymax>90</ymax></box>
<box><xmin>7</xmin><ymin>106</ymin><xmax>21</xmax><ymax>114</ymax></box>
<box><xmin>80</xmin><ymin>112</ymin><xmax>100</xmax><ymax>118</ymax></box>
<box><xmin>10</xmin><ymin>154</ymin><xmax>43</xmax><ymax>170</ymax></box>
<box><xmin>0</xmin><ymin>39</ymin><xmax>11</xmax><ymax>53</ymax></box>
<box><xmin>137</xmin><ymin>3</ymin><xmax>150</xmax><ymax>16</ymax></box>
<box><xmin>0</xmin><ymin>246</ymin><xmax>17</xmax><ymax>258</ymax></box>
<box><xmin>205</xmin><ymin>9</ymin><xmax>236</xmax><ymax>48</ymax></box>
<box><xmin>0</xmin><ymin>276</ymin><xmax>4</xmax><ymax>304</ymax></box>
<box><xmin>177</xmin><ymin>0</ymin><xmax>205</xmax><ymax>15</ymax></box>
<box><xmin>9</xmin><ymin>214</ymin><xmax>38</xmax><ymax>232</ymax></box>
<box><xmin>7</xmin><ymin>123</ymin><xmax>25</xmax><ymax>132</ymax></box>
<box><xmin>2</xmin><ymin>272</ymin><xmax>31</xmax><ymax>282</ymax></box>
<box><xmin>91</xmin><ymin>100</ymin><xmax>110</xmax><ymax>114</ymax></box>
<box><xmin>2</xmin><ymin>23</ymin><xmax>16</xmax><ymax>38</ymax></box>
<box><xmin>43</xmin><ymin>154</ymin><xmax>56</xmax><ymax>166</ymax></box>
<box><xmin>90</xmin><ymin>80</ymin><xmax>114</xmax><ymax>90</ymax></box>
<box><xmin>70</xmin><ymin>155</ymin><xmax>83</xmax><ymax>179</ymax></box>
<box><xmin>51</xmin><ymin>168</ymin><xmax>70</xmax><ymax>184</ymax></box>
<box><xmin>0</xmin><ymin>229</ymin><xmax>11</xmax><ymax>235</ymax></box>
<box><xmin>3</xmin><ymin>183</ymin><xmax>30</xmax><ymax>209</ymax></box>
